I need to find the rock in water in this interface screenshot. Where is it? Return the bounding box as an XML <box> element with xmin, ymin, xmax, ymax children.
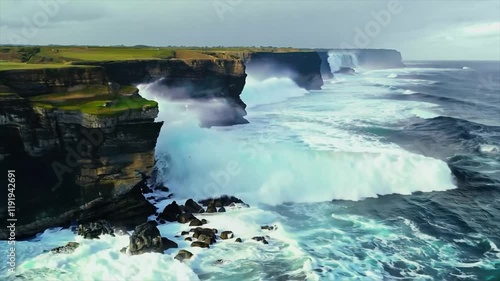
<box><xmin>158</xmin><ymin>201</ymin><xmax>182</xmax><ymax>222</ymax></box>
<box><xmin>50</xmin><ymin>242</ymin><xmax>80</xmax><ymax>254</ymax></box>
<box><xmin>189</xmin><ymin>218</ymin><xmax>203</xmax><ymax>226</ymax></box>
<box><xmin>334</xmin><ymin>67</ymin><xmax>356</xmax><ymax>75</ymax></box>
<box><xmin>184</xmin><ymin>199</ymin><xmax>204</xmax><ymax>213</ymax></box>
<box><xmin>220</xmin><ymin>231</ymin><xmax>233</xmax><ymax>239</ymax></box>
<box><xmin>199</xmin><ymin>195</ymin><xmax>246</xmax><ymax>207</ymax></box>
<box><xmin>191</xmin><ymin>227</ymin><xmax>217</xmax><ymax>244</ymax></box>
<box><xmin>191</xmin><ymin>241</ymin><xmax>210</xmax><ymax>248</ymax></box>
<box><xmin>78</xmin><ymin>220</ymin><xmax>114</xmax><ymax>239</ymax></box>
<box><xmin>252</xmin><ymin>236</ymin><xmax>269</xmax><ymax>244</ymax></box>
<box><xmin>261</xmin><ymin>225</ymin><xmax>277</xmax><ymax>231</ymax></box>
<box><xmin>177</xmin><ymin>213</ymin><xmax>196</xmax><ymax>224</ymax></box>
<box><xmin>235</xmin><ymin>238</ymin><xmax>242</xmax><ymax>243</ymax></box>
<box><xmin>161</xmin><ymin>237</ymin><xmax>178</xmax><ymax>250</ymax></box>
<box><xmin>129</xmin><ymin>221</ymin><xmax>178</xmax><ymax>255</ymax></box>
<box><xmin>206</xmin><ymin>204</ymin><xmax>217</xmax><ymax>213</ymax></box>
<box><xmin>218</xmin><ymin>206</ymin><xmax>226</xmax><ymax>213</ymax></box>
<box><xmin>175</xmin><ymin>250</ymin><xmax>193</xmax><ymax>262</ymax></box>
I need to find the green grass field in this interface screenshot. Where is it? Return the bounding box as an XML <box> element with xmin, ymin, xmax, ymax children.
<box><xmin>29</xmin><ymin>85</ymin><xmax>157</xmax><ymax>116</ymax></box>
<box><xmin>0</xmin><ymin>61</ymin><xmax>90</xmax><ymax>71</ymax></box>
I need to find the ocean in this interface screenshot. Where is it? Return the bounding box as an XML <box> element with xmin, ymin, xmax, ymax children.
<box><xmin>2</xmin><ymin>60</ymin><xmax>499</xmax><ymax>280</ymax></box>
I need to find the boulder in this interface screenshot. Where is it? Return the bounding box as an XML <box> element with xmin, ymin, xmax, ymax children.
<box><xmin>199</xmin><ymin>195</ymin><xmax>246</xmax><ymax>207</ymax></box>
<box><xmin>220</xmin><ymin>231</ymin><xmax>233</xmax><ymax>239</ymax></box>
<box><xmin>218</xmin><ymin>206</ymin><xmax>226</xmax><ymax>213</ymax></box>
<box><xmin>252</xmin><ymin>236</ymin><xmax>269</xmax><ymax>245</ymax></box>
<box><xmin>158</xmin><ymin>201</ymin><xmax>182</xmax><ymax>222</ymax></box>
<box><xmin>191</xmin><ymin>227</ymin><xmax>217</xmax><ymax>244</ymax></box>
<box><xmin>334</xmin><ymin>67</ymin><xmax>356</xmax><ymax>75</ymax></box>
<box><xmin>181</xmin><ymin>231</ymin><xmax>190</xmax><ymax>236</ymax></box>
<box><xmin>50</xmin><ymin>242</ymin><xmax>80</xmax><ymax>254</ymax></box>
<box><xmin>185</xmin><ymin>237</ymin><xmax>193</xmax><ymax>241</ymax></box>
<box><xmin>191</xmin><ymin>241</ymin><xmax>210</xmax><ymax>248</ymax></box>
<box><xmin>206</xmin><ymin>204</ymin><xmax>217</xmax><ymax>213</ymax></box>
<box><xmin>189</xmin><ymin>218</ymin><xmax>203</xmax><ymax>227</ymax></box>
<box><xmin>201</xmin><ymin>219</ymin><xmax>208</xmax><ymax>225</ymax></box>
<box><xmin>161</xmin><ymin>237</ymin><xmax>178</xmax><ymax>250</ymax></box>
<box><xmin>235</xmin><ymin>238</ymin><xmax>242</xmax><ymax>243</ymax></box>
<box><xmin>261</xmin><ymin>225</ymin><xmax>277</xmax><ymax>231</ymax></box>
<box><xmin>155</xmin><ymin>185</ymin><xmax>169</xmax><ymax>192</ymax></box>
<box><xmin>129</xmin><ymin>221</ymin><xmax>177</xmax><ymax>255</ymax></box>
<box><xmin>174</xmin><ymin>250</ymin><xmax>193</xmax><ymax>262</ymax></box>
<box><xmin>184</xmin><ymin>199</ymin><xmax>204</xmax><ymax>213</ymax></box>
<box><xmin>77</xmin><ymin>220</ymin><xmax>114</xmax><ymax>239</ymax></box>
<box><xmin>177</xmin><ymin>213</ymin><xmax>196</xmax><ymax>224</ymax></box>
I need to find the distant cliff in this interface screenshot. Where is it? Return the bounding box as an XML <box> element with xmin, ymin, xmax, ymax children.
<box><xmin>245</xmin><ymin>52</ymin><xmax>324</xmax><ymax>90</ymax></box>
<box><xmin>317</xmin><ymin>49</ymin><xmax>405</xmax><ymax>76</ymax></box>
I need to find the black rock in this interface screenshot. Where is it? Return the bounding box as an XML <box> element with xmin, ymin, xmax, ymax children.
<box><xmin>159</xmin><ymin>220</ymin><xmax>166</xmax><ymax>225</ymax></box>
<box><xmin>235</xmin><ymin>238</ymin><xmax>242</xmax><ymax>243</ymax></box>
<box><xmin>167</xmin><ymin>193</ymin><xmax>174</xmax><ymax>199</ymax></box>
<box><xmin>191</xmin><ymin>241</ymin><xmax>210</xmax><ymax>248</ymax></box>
<box><xmin>189</xmin><ymin>218</ymin><xmax>203</xmax><ymax>227</ymax></box>
<box><xmin>175</xmin><ymin>250</ymin><xmax>193</xmax><ymax>262</ymax></box>
<box><xmin>185</xmin><ymin>237</ymin><xmax>193</xmax><ymax>241</ymax></box>
<box><xmin>129</xmin><ymin>221</ymin><xmax>177</xmax><ymax>255</ymax></box>
<box><xmin>191</xmin><ymin>227</ymin><xmax>217</xmax><ymax>244</ymax></box>
<box><xmin>156</xmin><ymin>185</ymin><xmax>169</xmax><ymax>192</ymax></box>
<box><xmin>120</xmin><ymin>247</ymin><xmax>128</xmax><ymax>254</ymax></box>
<box><xmin>78</xmin><ymin>220</ymin><xmax>114</xmax><ymax>239</ymax></box>
<box><xmin>220</xmin><ymin>231</ymin><xmax>233</xmax><ymax>239</ymax></box>
<box><xmin>261</xmin><ymin>225</ymin><xmax>277</xmax><ymax>231</ymax></box>
<box><xmin>184</xmin><ymin>199</ymin><xmax>204</xmax><ymax>214</ymax></box>
<box><xmin>158</xmin><ymin>201</ymin><xmax>182</xmax><ymax>222</ymax></box>
<box><xmin>141</xmin><ymin>184</ymin><xmax>153</xmax><ymax>194</ymax></box>
<box><xmin>206</xmin><ymin>204</ymin><xmax>217</xmax><ymax>213</ymax></box>
<box><xmin>50</xmin><ymin>242</ymin><xmax>80</xmax><ymax>254</ymax></box>
<box><xmin>218</xmin><ymin>206</ymin><xmax>226</xmax><ymax>213</ymax></box>
<box><xmin>181</xmin><ymin>231</ymin><xmax>190</xmax><ymax>236</ymax></box>
<box><xmin>177</xmin><ymin>213</ymin><xmax>196</xmax><ymax>224</ymax></box>
<box><xmin>161</xmin><ymin>237</ymin><xmax>178</xmax><ymax>251</ymax></box>
<box><xmin>199</xmin><ymin>195</ymin><xmax>246</xmax><ymax>207</ymax></box>
<box><xmin>334</xmin><ymin>67</ymin><xmax>356</xmax><ymax>75</ymax></box>
<box><xmin>252</xmin><ymin>236</ymin><xmax>269</xmax><ymax>245</ymax></box>
<box><xmin>201</xmin><ymin>219</ymin><xmax>208</xmax><ymax>225</ymax></box>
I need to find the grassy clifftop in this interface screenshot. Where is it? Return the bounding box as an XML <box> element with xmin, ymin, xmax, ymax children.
<box><xmin>28</xmin><ymin>85</ymin><xmax>157</xmax><ymax>116</ymax></box>
<box><xmin>0</xmin><ymin>45</ymin><xmax>310</xmax><ymax>70</ymax></box>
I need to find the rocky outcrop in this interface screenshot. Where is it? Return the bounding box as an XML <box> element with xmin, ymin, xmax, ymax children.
<box><xmin>127</xmin><ymin>221</ymin><xmax>178</xmax><ymax>255</ymax></box>
<box><xmin>0</xmin><ymin>91</ymin><xmax>161</xmax><ymax>239</ymax></box>
<box><xmin>73</xmin><ymin>59</ymin><xmax>248</xmax><ymax>127</ymax></box>
<box><xmin>245</xmin><ymin>52</ymin><xmax>324</xmax><ymax>90</ymax></box>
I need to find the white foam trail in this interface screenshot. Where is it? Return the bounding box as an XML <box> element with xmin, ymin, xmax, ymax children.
<box><xmin>479</xmin><ymin>144</ymin><xmax>500</xmax><ymax>154</ymax></box>
<box><xmin>0</xmin><ymin>229</ymin><xmax>199</xmax><ymax>281</ymax></box>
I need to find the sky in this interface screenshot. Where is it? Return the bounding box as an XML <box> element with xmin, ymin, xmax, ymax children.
<box><xmin>0</xmin><ymin>0</ymin><xmax>499</xmax><ymax>60</ymax></box>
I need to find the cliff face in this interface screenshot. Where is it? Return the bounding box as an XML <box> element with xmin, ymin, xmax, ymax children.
<box><xmin>76</xmin><ymin>59</ymin><xmax>248</xmax><ymax>126</ymax></box>
<box><xmin>0</xmin><ymin>67</ymin><xmax>105</xmax><ymax>96</ymax></box>
<box><xmin>245</xmin><ymin>52</ymin><xmax>324</xmax><ymax>90</ymax></box>
<box><xmin>0</xmin><ymin>58</ymin><xmax>249</xmax><ymax>239</ymax></box>
<box><xmin>0</xmin><ymin>93</ymin><xmax>161</xmax><ymax>239</ymax></box>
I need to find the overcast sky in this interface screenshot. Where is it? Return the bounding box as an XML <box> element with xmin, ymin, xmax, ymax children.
<box><xmin>0</xmin><ymin>0</ymin><xmax>499</xmax><ymax>60</ymax></box>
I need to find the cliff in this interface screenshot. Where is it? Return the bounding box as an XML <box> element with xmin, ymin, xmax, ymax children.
<box><xmin>74</xmin><ymin>59</ymin><xmax>248</xmax><ymax>126</ymax></box>
<box><xmin>244</xmin><ymin>52</ymin><xmax>324</xmax><ymax>90</ymax></box>
<box><xmin>0</xmin><ymin>57</ymin><xmax>249</xmax><ymax>238</ymax></box>
<box><xmin>0</xmin><ymin>92</ymin><xmax>161</xmax><ymax>239</ymax></box>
